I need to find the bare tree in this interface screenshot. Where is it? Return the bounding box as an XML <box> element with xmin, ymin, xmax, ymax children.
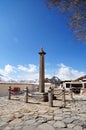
<box><xmin>47</xmin><ymin>0</ymin><xmax>86</xmax><ymax>42</ymax></box>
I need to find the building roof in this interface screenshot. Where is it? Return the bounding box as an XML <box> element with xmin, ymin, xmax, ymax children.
<box><xmin>74</xmin><ymin>75</ymin><xmax>86</xmax><ymax>81</ymax></box>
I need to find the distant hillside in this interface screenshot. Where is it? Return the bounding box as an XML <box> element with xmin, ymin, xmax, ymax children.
<box><xmin>0</xmin><ymin>73</ymin><xmax>39</xmax><ymax>83</ymax></box>
<box><xmin>45</xmin><ymin>76</ymin><xmax>61</xmax><ymax>85</ymax></box>
<box><xmin>0</xmin><ymin>73</ymin><xmax>61</xmax><ymax>85</ymax></box>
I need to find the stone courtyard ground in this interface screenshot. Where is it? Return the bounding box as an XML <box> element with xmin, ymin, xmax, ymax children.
<box><xmin>0</xmin><ymin>93</ymin><xmax>86</xmax><ymax>130</ymax></box>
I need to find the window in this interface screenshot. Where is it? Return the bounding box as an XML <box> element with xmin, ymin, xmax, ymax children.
<box><xmin>84</xmin><ymin>83</ymin><xmax>86</xmax><ymax>88</ymax></box>
<box><xmin>72</xmin><ymin>84</ymin><xmax>82</xmax><ymax>88</ymax></box>
<box><xmin>66</xmin><ymin>83</ymin><xmax>70</xmax><ymax>88</ymax></box>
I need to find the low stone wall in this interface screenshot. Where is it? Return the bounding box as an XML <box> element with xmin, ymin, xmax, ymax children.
<box><xmin>0</xmin><ymin>83</ymin><xmax>38</xmax><ymax>96</ymax></box>
<box><xmin>0</xmin><ymin>83</ymin><xmax>51</xmax><ymax>96</ymax></box>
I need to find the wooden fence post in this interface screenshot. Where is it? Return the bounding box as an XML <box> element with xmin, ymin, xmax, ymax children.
<box><xmin>25</xmin><ymin>87</ymin><xmax>29</xmax><ymax>103</ymax></box>
<box><xmin>70</xmin><ymin>88</ymin><xmax>73</xmax><ymax>99</ymax></box>
<box><xmin>8</xmin><ymin>86</ymin><xmax>11</xmax><ymax>100</ymax></box>
<box><xmin>62</xmin><ymin>87</ymin><xmax>66</xmax><ymax>107</ymax></box>
<box><xmin>48</xmin><ymin>87</ymin><xmax>53</xmax><ymax>107</ymax></box>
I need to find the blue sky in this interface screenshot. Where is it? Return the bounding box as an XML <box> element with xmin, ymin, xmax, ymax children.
<box><xmin>0</xmin><ymin>0</ymin><xmax>86</xmax><ymax>81</ymax></box>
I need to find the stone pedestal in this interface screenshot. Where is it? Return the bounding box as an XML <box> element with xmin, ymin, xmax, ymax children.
<box><xmin>29</xmin><ymin>92</ymin><xmax>48</xmax><ymax>102</ymax></box>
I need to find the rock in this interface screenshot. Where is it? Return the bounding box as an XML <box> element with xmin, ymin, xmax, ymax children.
<box><xmin>54</xmin><ymin>115</ymin><xmax>63</xmax><ymax>121</ymax></box>
<box><xmin>8</xmin><ymin>118</ymin><xmax>23</xmax><ymax>128</ymax></box>
<box><xmin>1</xmin><ymin>115</ymin><xmax>14</xmax><ymax>123</ymax></box>
<box><xmin>73</xmin><ymin>125</ymin><xmax>83</xmax><ymax>130</ymax></box>
<box><xmin>0</xmin><ymin>120</ymin><xmax>8</xmax><ymax>129</ymax></box>
<box><xmin>72</xmin><ymin>119</ymin><xmax>84</xmax><ymax>126</ymax></box>
<box><xmin>63</xmin><ymin>117</ymin><xmax>75</xmax><ymax>124</ymax></box>
<box><xmin>4</xmin><ymin>126</ymin><xmax>13</xmax><ymax>130</ymax></box>
<box><xmin>47</xmin><ymin>120</ymin><xmax>55</xmax><ymax>125</ymax></box>
<box><xmin>38</xmin><ymin>123</ymin><xmax>56</xmax><ymax>130</ymax></box>
<box><xmin>24</xmin><ymin>119</ymin><xmax>35</xmax><ymax>126</ymax></box>
<box><xmin>23</xmin><ymin>125</ymin><xmax>40</xmax><ymax>130</ymax></box>
<box><xmin>39</xmin><ymin>115</ymin><xmax>53</xmax><ymax>121</ymax></box>
<box><xmin>53</xmin><ymin>121</ymin><xmax>66</xmax><ymax>128</ymax></box>
<box><xmin>14</xmin><ymin>113</ymin><xmax>24</xmax><ymax>118</ymax></box>
<box><xmin>60</xmin><ymin>128</ymin><xmax>73</xmax><ymax>130</ymax></box>
<box><xmin>38</xmin><ymin>110</ymin><xmax>48</xmax><ymax>114</ymax></box>
<box><xmin>54</xmin><ymin>109</ymin><xmax>62</xmax><ymax>115</ymax></box>
<box><xmin>35</xmin><ymin>117</ymin><xmax>47</xmax><ymax>125</ymax></box>
<box><xmin>67</xmin><ymin>123</ymin><xmax>75</xmax><ymax>129</ymax></box>
<box><xmin>14</xmin><ymin>126</ymin><xmax>23</xmax><ymax>130</ymax></box>
<box><xmin>79</xmin><ymin>113</ymin><xmax>86</xmax><ymax>118</ymax></box>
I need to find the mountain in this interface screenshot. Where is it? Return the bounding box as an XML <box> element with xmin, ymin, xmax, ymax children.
<box><xmin>0</xmin><ymin>73</ymin><xmax>61</xmax><ymax>84</ymax></box>
<box><xmin>0</xmin><ymin>73</ymin><xmax>39</xmax><ymax>83</ymax></box>
<box><xmin>19</xmin><ymin>79</ymin><xmax>39</xmax><ymax>83</ymax></box>
<box><xmin>0</xmin><ymin>74</ymin><xmax>10</xmax><ymax>82</ymax></box>
<box><xmin>45</xmin><ymin>76</ymin><xmax>61</xmax><ymax>85</ymax></box>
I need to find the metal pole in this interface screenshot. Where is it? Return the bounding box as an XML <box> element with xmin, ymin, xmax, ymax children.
<box><xmin>48</xmin><ymin>87</ymin><xmax>53</xmax><ymax>107</ymax></box>
<box><xmin>8</xmin><ymin>86</ymin><xmax>11</xmax><ymax>100</ymax></box>
<box><xmin>25</xmin><ymin>87</ymin><xmax>29</xmax><ymax>103</ymax></box>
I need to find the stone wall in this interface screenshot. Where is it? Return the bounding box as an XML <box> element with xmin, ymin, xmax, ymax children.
<box><xmin>0</xmin><ymin>83</ymin><xmax>38</xmax><ymax>96</ymax></box>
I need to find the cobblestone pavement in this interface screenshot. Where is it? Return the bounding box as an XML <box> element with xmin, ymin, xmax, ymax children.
<box><xmin>0</xmin><ymin>94</ymin><xmax>86</xmax><ymax>130</ymax></box>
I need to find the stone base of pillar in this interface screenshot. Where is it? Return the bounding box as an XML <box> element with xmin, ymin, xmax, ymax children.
<box><xmin>29</xmin><ymin>92</ymin><xmax>48</xmax><ymax>102</ymax></box>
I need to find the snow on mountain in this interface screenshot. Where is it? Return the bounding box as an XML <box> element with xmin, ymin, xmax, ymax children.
<box><xmin>0</xmin><ymin>73</ymin><xmax>39</xmax><ymax>83</ymax></box>
<box><xmin>45</xmin><ymin>76</ymin><xmax>61</xmax><ymax>85</ymax></box>
<box><xmin>0</xmin><ymin>74</ymin><xmax>11</xmax><ymax>82</ymax></box>
<box><xmin>0</xmin><ymin>73</ymin><xmax>60</xmax><ymax>84</ymax></box>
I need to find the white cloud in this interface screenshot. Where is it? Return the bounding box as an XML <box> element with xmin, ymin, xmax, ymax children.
<box><xmin>18</xmin><ymin>65</ymin><xmax>29</xmax><ymax>72</ymax></box>
<box><xmin>18</xmin><ymin>64</ymin><xmax>37</xmax><ymax>73</ymax></box>
<box><xmin>17</xmin><ymin>72</ymin><xmax>39</xmax><ymax>81</ymax></box>
<box><xmin>0</xmin><ymin>64</ymin><xmax>38</xmax><ymax>81</ymax></box>
<box><xmin>0</xmin><ymin>64</ymin><xmax>15</xmax><ymax>75</ymax></box>
<box><xmin>17</xmin><ymin>64</ymin><xmax>38</xmax><ymax>80</ymax></box>
<box><xmin>5</xmin><ymin>64</ymin><xmax>15</xmax><ymax>73</ymax></box>
<box><xmin>28</xmin><ymin>64</ymin><xmax>37</xmax><ymax>72</ymax></box>
<box><xmin>0</xmin><ymin>63</ymin><xmax>85</xmax><ymax>82</ymax></box>
<box><xmin>56</xmin><ymin>63</ymin><xmax>85</xmax><ymax>80</ymax></box>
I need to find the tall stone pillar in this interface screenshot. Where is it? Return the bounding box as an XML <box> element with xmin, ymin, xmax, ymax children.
<box><xmin>39</xmin><ymin>48</ymin><xmax>46</xmax><ymax>93</ymax></box>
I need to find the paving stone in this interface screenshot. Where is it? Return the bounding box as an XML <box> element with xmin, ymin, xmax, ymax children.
<box><xmin>59</xmin><ymin>128</ymin><xmax>73</xmax><ymax>130</ymax></box>
<box><xmin>14</xmin><ymin>113</ymin><xmax>24</xmax><ymax>118</ymax></box>
<box><xmin>0</xmin><ymin>120</ymin><xmax>8</xmax><ymax>129</ymax></box>
<box><xmin>38</xmin><ymin>123</ymin><xmax>56</xmax><ymax>130</ymax></box>
<box><xmin>39</xmin><ymin>114</ymin><xmax>54</xmax><ymax>121</ymax></box>
<box><xmin>24</xmin><ymin>119</ymin><xmax>35</xmax><ymax>125</ymax></box>
<box><xmin>14</xmin><ymin>126</ymin><xmax>23</xmax><ymax>130</ymax></box>
<box><xmin>63</xmin><ymin>117</ymin><xmax>75</xmax><ymax>124</ymax></box>
<box><xmin>35</xmin><ymin>117</ymin><xmax>47</xmax><ymax>124</ymax></box>
<box><xmin>80</xmin><ymin>121</ymin><xmax>86</xmax><ymax>128</ymax></box>
<box><xmin>0</xmin><ymin>94</ymin><xmax>86</xmax><ymax>130</ymax></box>
<box><xmin>47</xmin><ymin>120</ymin><xmax>55</xmax><ymax>125</ymax></box>
<box><xmin>38</xmin><ymin>110</ymin><xmax>48</xmax><ymax>114</ymax></box>
<box><xmin>1</xmin><ymin>115</ymin><xmax>14</xmax><ymax>123</ymax></box>
<box><xmin>4</xmin><ymin>124</ymin><xmax>16</xmax><ymax>130</ymax></box>
<box><xmin>72</xmin><ymin>119</ymin><xmax>83</xmax><ymax>126</ymax></box>
<box><xmin>4</xmin><ymin>126</ymin><xmax>13</xmax><ymax>130</ymax></box>
<box><xmin>54</xmin><ymin>115</ymin><xmax>63</xmax><ymax>121</ymax></box>
<box><xmin>53</xmin><ymin>121</ymin><xmax>66</xmax><ymax>128</ymax></box>
<box><xmin>73</xmin><ymin>125</ymin><xmax>83</xmax><ymax>130</ymax></box>
<box><xmin>54</xmin><ymin>109</ymin><xmax>63</xmax><ymax>115</ymax></box>
<box><xmin>67</xmin><ymin>123</ymin><xmax>75</xmax><ymax>129</ymax></box>
<box><xmin>23</xmin><ymin>125</ymin><xmax>40</xmax><ymax>130</ymax></box>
